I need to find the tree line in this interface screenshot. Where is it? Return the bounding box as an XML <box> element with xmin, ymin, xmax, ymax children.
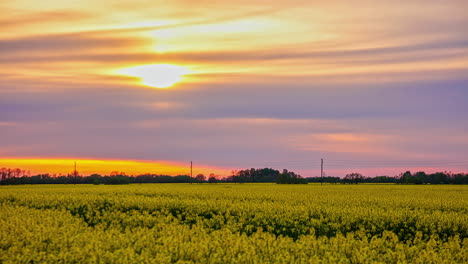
<box><xmin>0</xmin><ymin>172</ymin><xmax>191</xmax><ymax>185</ymax></box>
<box><xmin>0</xmin><ymin>168</ymin><xmax>308</xmax><ymax>185</ymax></box>
<box><xmin>1</xmin><ymin>167</ymin><xmax>467</xmax><ymax>185</ymax></box>
<box><xmin>228</xmin><ymin>168</ymin><xmax>308</xmax><ymax>184</ymax></box>
<box><xmin>307</xmin><ymin>171</ymin><xmax>468</xmax><ymax>184</ymax></box>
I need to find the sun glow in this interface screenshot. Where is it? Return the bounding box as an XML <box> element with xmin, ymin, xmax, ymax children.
<box><xmin>118</xmin><ymin>64</ymin><xmax>189</xmax><ymax>88</ymax></box>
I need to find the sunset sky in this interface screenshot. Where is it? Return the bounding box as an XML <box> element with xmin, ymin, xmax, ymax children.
<box><xmin>1</xmin><ymin>0</ymin><xmax>467</xmax><ymax>177</ymax></box>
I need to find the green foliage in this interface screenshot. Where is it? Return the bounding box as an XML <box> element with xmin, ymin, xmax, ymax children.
<box><xmin>0</xmin><ymin>184</ymin><xmax>467</xmax><ymax>263</ymax></box>
<box><xmin>229</xmin><ymin>168</ymin><xmax>282</xmax><ymax>183</ymax></box>
<box><xmin>276</xmin><ymin>169</ymin><xmax>308</xmax><ymax>184</ymax></box>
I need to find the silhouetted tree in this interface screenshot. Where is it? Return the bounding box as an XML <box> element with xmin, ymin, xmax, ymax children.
<box><xmin>399</xmin><ymin>171</ymin><xmax>412</xmax><ymax>184</ymax></box>
<box><xmin>343</xmin><ymin>173</ymin><xmax>364</xmax><ymax>184</ymax></box>
<box><xmin>413</xmin><ymin>171</ymin><xmax>427</xmax><ymax>184</ymax></box>
<box><xmin>276</xmin><ymin>169</ymin><xmax>307</xmax><ymax>184</ymax></box>
<box><xmin>208</xmin><ymin>174</ymin><xmax>217</xmax><ymax>183</ymax></box>
<box><xmin>195</xmin><ymin>174</ymin><xmax>206</xmax><ymax>183</ymax></box>
<box><xmin>1</xmin><ymin>167</ymin><xmax>468</xmax><ymax>185</ymax></box>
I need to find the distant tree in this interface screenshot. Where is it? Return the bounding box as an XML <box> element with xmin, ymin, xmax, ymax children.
<box><xmin>134</xmin><ymin>174</ymin><xmax>156</xmax><ymax>183</ymax></box>
<box><xmin>195</xmin><ymin>174</ymin><xmax>206</xmax><ymax>183</ymax></box>
<box><xmin>429</xmin><ymin>172</ymin><xmax>449</xmax><ymax>184</ymax></box>
<box><xmin>413</xmin><ymin>171</ymin><xmax>427</xmax><ymax>184</ymax></box>
<box><xmin>452</xmin><ymin>173</ymin><xmax>468</xmax><ymax>184</ymax></box>
<box><xmin>399</xmin><ymin>171</ymin><xmax>412</xmax><ymax>184</ymax></box>
<box><xmin>277</xmin><ymin>169</ymin><xmax>308</xmax><ymax>184</ymax></box>
<box><xmin>0</xmin><ymin>168</ymin><xmax>10</xmax><ymax>181</ymax></box>
<box><xmin>230</xmin><ymin>168</ymin><xmax>280</xmax><ymax>183</ymax></box>
<box><xmin>1</xmin><ymin>166</ymin><xmax>467</xmax><ymax>185</ymax></box>
<box><xmin>174</xmin><ymin>175</ymin><xmax>191</xmax><ymax>183</ymax></box>
<box><xmin>13</xmin><ymin>168</ymin><xmax>23</xmax><ymax>178</ymax></box>
<box><xmin>343</xmin><ymin>173</ymin><xmax>364</xmax><ymax>184</ymax></box>
<box><xmin>208</xmin><ymin>174</ymin><xmax>217</xmax><ymax>183</ymax></box>
<box><xmin>88</xmin><ymin>174</ymin><xmax>102</xmax><ymax>185</ymax></box>
<box><xmin>105</xmin><ymin>175</ymin><xmax>130</xmax><ymax>185</ymax></box>
<box><xmin>367</xmin><ymin>176</ymin><xmax>397</xmax><ymax>183</ymax></box>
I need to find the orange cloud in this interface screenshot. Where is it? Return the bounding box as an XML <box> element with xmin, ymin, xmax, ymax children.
<box><xmin>2</xmin><ymin>0</ymin><xmax>466</xmax><ymax>89</ymax></box>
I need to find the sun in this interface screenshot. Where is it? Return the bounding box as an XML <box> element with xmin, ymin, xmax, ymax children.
<box><xmin>118</xmin><ymin>64</ymin><xmax>189</xmax><ymax>88</ymax></box>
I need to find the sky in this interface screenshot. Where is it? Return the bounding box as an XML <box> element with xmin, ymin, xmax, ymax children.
<box><xmin>1</xmin><ymin>0</ymin><xmax>468</xmax><ymax>177</ymax></box>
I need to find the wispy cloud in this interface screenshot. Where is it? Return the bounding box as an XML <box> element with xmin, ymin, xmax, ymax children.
<box><xmin>1</xmin><ymin>0</ymin><xmax>467</xmax><ymax>176</ymax></box>
<box><xmin>0</xmin><ymin>10</ymin><xmax>93</xmax><ymax>31</ymax></box>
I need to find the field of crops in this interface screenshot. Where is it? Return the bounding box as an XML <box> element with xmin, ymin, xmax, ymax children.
<box><xmin>0</xmin><ymin>184</ymin><xmax>467</xmax><ymax>263</ymax></box>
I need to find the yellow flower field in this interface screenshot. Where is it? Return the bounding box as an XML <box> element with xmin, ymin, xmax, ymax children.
<box><xmin>1</xmin><ymin>184</ymin><xmax>467</xmax><ymax>263</ymax></box>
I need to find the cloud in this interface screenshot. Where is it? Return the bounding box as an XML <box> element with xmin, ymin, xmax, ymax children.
<box><xmin>1</xmin><ymin>77</ymin><xmax>467</xmax><ymax>124</ymax></box>
<box><xmin>2</xmin><ymin>114</ymin><xmax>467</xmax><ymax>176</ymax></box>
<box><xmin>0</xmin><ymin>33</ymin><xmax>147</xmax><ymax>55</ymax></box>
<box><xmin>0</xmin><ymin>10</ymin><xmax>93</xmax><ymax>30</ymax></box>
<box><xmin>1</xmin><ymin>0</ymin><xmax>467</xmax><ymax>176</ymax></box>
<box><xmin>3</xmin><ymin>37</ymin><xmax>468</xmax><ymax>64</ymax></box>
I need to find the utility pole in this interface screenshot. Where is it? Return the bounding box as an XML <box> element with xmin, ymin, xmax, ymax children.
<box><xmin>190</xmin><ymin>161</ymin><xmax>193</xmax><ymax>184</ymax></box>
<box><xmin>321</xmin><ymin>158</ymin><xmax>323</xmax><ymax>185</ymax></box>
